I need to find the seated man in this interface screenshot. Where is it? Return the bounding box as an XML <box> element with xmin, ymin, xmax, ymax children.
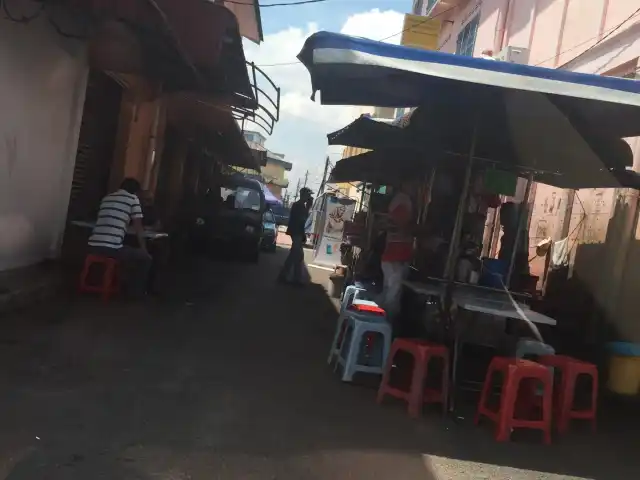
<box><xmin>88</xmin><ymin>178</ymin><xmax>152</xmax><ymax>298</ymax></box>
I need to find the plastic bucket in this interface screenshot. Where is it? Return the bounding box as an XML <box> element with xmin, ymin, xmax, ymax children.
<box><xmin>606</xmin><ymin>342</ymin><xmax>640</xmax><ymax>396</ymax></box>
<box><xmin>479</xmin><ymin>258</ymin><xmax>507</xmax><ymax>288</ymax></box>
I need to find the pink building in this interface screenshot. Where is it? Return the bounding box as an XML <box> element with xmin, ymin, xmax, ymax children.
<box><xmin>413</xmin><ymin>0</ymin><xmax>640</xmax><ymax>341</ymax></box>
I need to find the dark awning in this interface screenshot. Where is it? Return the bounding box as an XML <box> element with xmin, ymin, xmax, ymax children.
<box><xmin>165</xmin><ymin>92</ymin><xmax>259</xmax><ymax>170</ymax></box>
<box><xmin>81</xmin><ymin>0</ymin><xmax>254</xmax><ymax>102</ymax></box>
<box><xmin>327</xmin><ymin>116</ymin><xmax>413</xmax><ymax>151</ymax></box>
<box><xmin>328</xmin><ymin>108</ymin><xmax>636</xmax><ymax>189</ymax></box>
<box><xmin>331</xmin><ymin>148</ymin><xmax>640</xmax><ymax>190</ymax></box>
<box><xmin>329</xmin><ymin>150</ymin><xmax>434</xmax><ymax>184</ymax></box>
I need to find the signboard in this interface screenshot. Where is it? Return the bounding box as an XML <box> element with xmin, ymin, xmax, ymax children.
<box><xmin>400</xmin><ymin>14</ymin><xmax>442</xmax><ymax>50</ymax></box>
<box><xmin>312</xmin><ymin>196</ymin><xmax>356</xmax><ymax>267</ymax></box>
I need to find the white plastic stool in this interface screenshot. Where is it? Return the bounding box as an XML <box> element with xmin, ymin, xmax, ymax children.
<box><xmin>340</xmin><ymin>284</ymin><xmax>368</xmax><ymax>316</ymax></box>
<box><xmin>328</xmin><ymin>300</ymin><xmax>384</xmax><ymax>365</ymax></box>
<box><xmin>336</xmin><ymin>309</ymin><xmax>392</xmax><ymax>382</ymax></box>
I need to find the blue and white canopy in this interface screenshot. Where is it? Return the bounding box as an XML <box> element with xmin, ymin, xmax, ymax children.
<box><xmin>299</xmin><ymin>31</ymin><xmax>640</xmax><ymax>187</ymax></box>
<box><xmin>298</xmin><ymin>31</ymin><xmax>640</xmax><ymax>138</ymax></box>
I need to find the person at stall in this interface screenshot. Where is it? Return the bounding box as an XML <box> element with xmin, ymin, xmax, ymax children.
<box><xmin>379</xmin><ymin>182</ymin><xmax>415</xmax><ymax>321</ymax></box>
<box><xmin>278</xmin><ymin>187</ymin><xmax>313</xmax><ymax>285</ymax></box>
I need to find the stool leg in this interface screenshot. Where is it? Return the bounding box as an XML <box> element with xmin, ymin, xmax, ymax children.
<box><xmin>341</xmin><ymin>323</ymin><xmax>362</xmax><ymax>382</ymax></box>
<box><xmin>377</xmin><ymin>344</ymin><xmax>398</xmax><ymax>404</ymax></box>
<box><xmin>475</xmin><ymin>366</ymin><xmax>494</xmax><ymax>425</ymax></box>
<box><xmin>558</xmin><ymin>373</ymin><xmax>577</xmax><ymax>435</ymax></box>
<box><xmin>328</xmin><ymin>314</ymin><xmax>346</xmax><ymax>365</ymax></box>
<box><xmin>102</xmin><ymin>262</ymin><xmax>116</xmax><ymax>303</ymax></box>
<box><xmin>541</xmin><ymin>375</ymin><xmax>553</xmax><ymax>445</ymax></box>
<box><xmin>496</xmin><ymin>373</ymin><xmax>517</xmax><ymax>442</ymax></box>
<box><xmin>380</xmin><ymin>328</ymin><xmax>392</xmax><ymax>370</ymax></box>
<box><xmin>590</xmin><ymin>370</ymin><xmax>599</xmax><ymax>433</ymax></box>
<box><xmin>79</xmin><ymin>259</ymin><xmax>92</xmax><ymax>293</ymax></box>
<box><xmin>407</xmin><ymin>353</ymin><xmax>427</xmax><ymax>418</ymax></box>
<box><xmin>441</xmin><ymin>353</ymin><xmax>450</xmax><ymax>416</ymax></box>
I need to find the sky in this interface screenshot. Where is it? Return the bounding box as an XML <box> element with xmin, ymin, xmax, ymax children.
<box><xmin>242</xmin><ymin>0</ymin><xmax>409</xmax><ymax>196</ymax></box>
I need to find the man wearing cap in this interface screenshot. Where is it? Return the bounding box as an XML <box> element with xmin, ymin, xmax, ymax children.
<box><xmin>278</xmin><ymin>187</ymin><xmax>313</xmax><ymax>285</ymax></box>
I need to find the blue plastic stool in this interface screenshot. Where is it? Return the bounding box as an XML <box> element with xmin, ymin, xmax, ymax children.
<box><xmin>328</xmin><ymin>299</ymin><xmax>384</xmax><ymax>365</ymax></box>
<box><xmin>335</xmin><ymin>307</ymin><xmax>392</xmax><ymax>382</ymax></box>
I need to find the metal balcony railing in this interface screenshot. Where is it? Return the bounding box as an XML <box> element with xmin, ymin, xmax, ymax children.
<box><xmin>233</xmin><ymin>62</ymin><xmax>281</xmax><ymax>136</ymax></box>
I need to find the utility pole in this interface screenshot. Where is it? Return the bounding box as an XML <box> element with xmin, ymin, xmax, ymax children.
<box><xmin>293</xmin><ymin>178</ymin><xmax>301</xmax><ymax>201</ymax></box>
<box><xmin>318</xmin><ymin>156</ymin><xmax>330</xmax><ymax>194</ymax></box>
<box><xmin>303</xmin><ymin>170</ymin><xmax>309</xmax><ymax>189</ymax></box>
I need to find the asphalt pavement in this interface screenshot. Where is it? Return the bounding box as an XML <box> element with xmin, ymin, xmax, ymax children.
<box><xmin>0</xmin><ymin>244</ymin><xmax>635</xmax><ymax>479</ymax></box>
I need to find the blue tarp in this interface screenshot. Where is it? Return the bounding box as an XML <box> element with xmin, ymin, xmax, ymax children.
<box><xmin>299</xmin><ymin>31</ymin><xmax>640</xmax><ymax>188</ymax></box>
<box><xmin>298</xmin><ymin>31</ymin><xmax>640</xmax><ymax>138</ymax></box>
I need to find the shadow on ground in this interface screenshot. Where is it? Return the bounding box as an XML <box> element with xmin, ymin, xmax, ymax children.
<box><xmin>0</xmin><ymin>248</ymin><xmax>635</xmax><ymax>479</ymax></box>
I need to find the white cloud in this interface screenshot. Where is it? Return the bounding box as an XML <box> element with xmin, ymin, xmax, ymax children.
<box><xmin>242</xmin><ymin>9</ymin><xmax>404</xmax><ymax>195</ymax></box>
<box><xmin>340</xmin><ymin>9</ymin><xmax>404</xmax><ymax>43</ymax></box>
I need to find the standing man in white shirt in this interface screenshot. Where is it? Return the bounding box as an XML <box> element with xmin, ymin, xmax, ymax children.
<box><xmin>88</xmin><ymin>178</ymin><xmax>152</xmax><ymax>298</ymax></box>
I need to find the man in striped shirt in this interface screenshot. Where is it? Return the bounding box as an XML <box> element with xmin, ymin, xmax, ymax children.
<box><xmin>88</xmin><ymin>178</ymin><xmax>152</xmax><ymax>298</ymax></box>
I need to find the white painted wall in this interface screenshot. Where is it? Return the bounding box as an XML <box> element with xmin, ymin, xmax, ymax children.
<box><xmin>0</xmin><ymin>1</ymin><xmax>89</xmax><ymax>271</ymax></box>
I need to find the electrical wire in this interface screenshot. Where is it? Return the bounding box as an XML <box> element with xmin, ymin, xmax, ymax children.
<box><xmin>260</xmin><ymin>5</ymin><xmax>639</xmax><ymax>70</ymax></box>
<box><xmin>223</xmin><ymin>0</ymin><xmax>331</xmax><ymax>6</ymax></box>
<box><xmin>257</xmin><ymin>5</ymin><xmax>459</xmax><ymax>67</ymax></box>
<box><xmin>562</xmin><ymin>6</ymin><xmax>640</xmax><ymax>68</ymax></box>
<box><xmin>377</xmin><ymin>5</ymin><xmax>458</xmax><ymax>43</ymax></box>
<box><xmin>1</xmin><ymin>0</ymin><xmax>43</xmax><ymax>23</ymax></box>
<box><xmin>535</xmin><ymin>7</ymin><xmax>640</xmax><ymax>67</ymax></box>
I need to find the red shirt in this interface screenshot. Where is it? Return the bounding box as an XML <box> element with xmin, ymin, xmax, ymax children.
<box><xmin>382</xmin><ymin>193</ymin><xmax>413</xmax><ymax>262</ymax></box>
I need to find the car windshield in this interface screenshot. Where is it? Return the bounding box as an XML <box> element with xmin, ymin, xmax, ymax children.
<box><xmin>220</xmin><ymin>186</ymin><xmax>261</xmax><ymax>211</ymax></box>
<box><xmin>264</xmin><ymin>211</ymin><xmax>275</xmax><ymax>224</ymax></box>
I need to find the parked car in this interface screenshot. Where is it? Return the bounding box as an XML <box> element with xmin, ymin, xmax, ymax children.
<box><xmin>261</xmin><ymin>210</ymin><xmax>278</xmax><ymax>252</ymax></box>
<box><xmin>270</xmin><ymin>204</ymin><xmax>290</xmax><ymax>226</ymax></box>
<box><xmin>190</xmin><ymin>175</ymin><xmax>265</xmax><ymax>262</ymax></box>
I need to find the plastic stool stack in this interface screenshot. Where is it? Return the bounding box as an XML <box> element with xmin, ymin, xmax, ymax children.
<box><xmin>475</xmin><ymin>357</ymin><xmax>553</xmax><ymax>444</ymax></box>
<box><xmin>332</xmin><ymin>303</ymin><xmax>392</xmax><ymax>382</ymax></box>
<box><xmin>538</xmin><ymin>355</ymin><xmax>598</xmax><ymax>434</ymax></box>
<box><xmin>377</xmin><ymin>339</ymin><xmax>450</xmax><ymax>417</ymax></box>
<box><xmin>78</xmin><ymin>254</ymin><xmax>119</xmax><ymax>303</ymax></box>
<box><xmin>329</xmin><ymin>293</ymin><xmax>383</xmax><ymax>364</ymax></box>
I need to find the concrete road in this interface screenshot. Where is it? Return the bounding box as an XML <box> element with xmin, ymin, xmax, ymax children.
<box><xmin>0</xmin><ymin>246</ymin><xmax>635</xmax><ymax>479</ymax></box>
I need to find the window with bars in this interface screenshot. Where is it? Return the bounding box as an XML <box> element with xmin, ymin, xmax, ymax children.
<box><xmin>426</xmin><ymin>0</ymin><xmax>439</xmax><ymax>14</ymax></box>
<box><xmin>456</xmin><ymin>15</ymin><xmax>480</xmax><ymax>57</ymax></box>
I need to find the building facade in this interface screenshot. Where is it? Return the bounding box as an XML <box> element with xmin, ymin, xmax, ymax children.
<box><xmin>243</xmin><ymin>130</ymin><xmax>292</xmax><ymax>199</ymax></box>
<box><xmin>0</xmin><ymin>2</ymin><xmax>89</xmax><ymax>272</ymax></box>
<box><xmin>0</xmin><ymin>0</ymin><xmax>277</xmax><ymax>275</ymax></box>
<box><xmin>417</xmin><ymin>0</ymin><xmax>640</xmax><ymax>341</ymax></box>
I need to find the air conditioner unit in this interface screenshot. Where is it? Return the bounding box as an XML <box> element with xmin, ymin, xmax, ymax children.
<box><xmin>496</xmin><ymin>46</ymin><xmax>530</xmax><ymax>65</ymax></box>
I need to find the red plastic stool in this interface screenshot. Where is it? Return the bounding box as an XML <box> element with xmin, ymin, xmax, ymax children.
<box><xmin>78</xmin><ymin>254</ymin><xmax>119</xmax><ymax>302</ymax></box>
<box><xmin>377</xmin><ymin>339</ymin><xmax>449</xmax><ymax>417</ymax></box>
<box><xmin>475</xmin><ymin>357</ymin><xmax>553</xmax><ymax>444</ymax></box>
<box><xmin>538</xmin><ymin>355</ymin><xmax>598</xmax><ymax>434</ymax></box>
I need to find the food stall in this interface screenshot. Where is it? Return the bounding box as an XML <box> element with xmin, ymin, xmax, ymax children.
<box><xmin>298</xmin><ymin>31</ymin><xmax>640</xmax><ymax>413</ymax></box>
